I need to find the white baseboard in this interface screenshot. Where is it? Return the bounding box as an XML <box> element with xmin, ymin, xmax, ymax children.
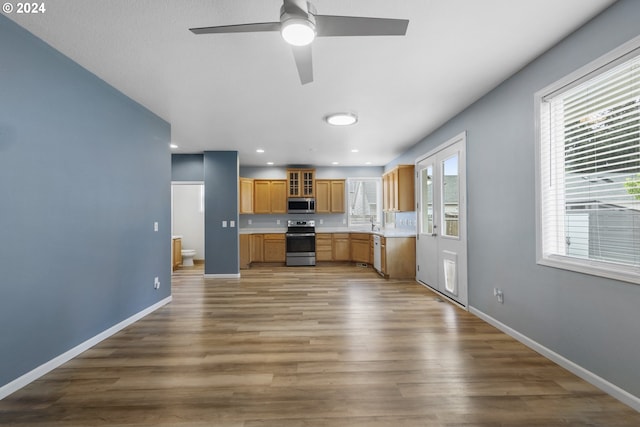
<box><xmin>0</xmin><ymin>296</ymin><xmax>172</xmax><ymax>400</ymax></box>
<box><xmin>469</xmin><ymin>306</ymin><xmax>640</xmax><ymax>412</ymax></box>
<box><xmin>204</xmin><ymin>273</ymin><xmax>240</xmax><ymax>279</ymax></box>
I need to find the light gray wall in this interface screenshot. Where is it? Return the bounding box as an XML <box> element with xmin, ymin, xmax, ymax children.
<box><xmin>390</xmin><ymin>0</ymin><xmax>640</xmax><ymax>398</ymax></box>
<box><xmin>0</xmin><ymin>15</ymin><xmax>171</xmax><ymax>387</ymax></box>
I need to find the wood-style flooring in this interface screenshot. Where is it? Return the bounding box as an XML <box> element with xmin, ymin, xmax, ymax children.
<box><xmin>1</xmin><ymin>264</ymin><xmax>639</xmax><ymax>426</ymax></box>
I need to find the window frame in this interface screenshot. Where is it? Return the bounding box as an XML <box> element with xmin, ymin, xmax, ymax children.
<box><xmin>346</xmin><ymin>177</ymin><xmax>382</xmax><ymax>228</ymax></box>
<box><xmin>535</xmin><ymin>35</ymin><xmax>640</xmax><ymax>285</ymax></box>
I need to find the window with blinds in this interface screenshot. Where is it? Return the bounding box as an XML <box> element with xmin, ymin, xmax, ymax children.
<box><xmin>537</xmin><ymin>40</ymin><xmax>640</xmax><ymax>284</ymax></box>
<box><xmin>347</xmin><ymin>177</ymin><xmax>381</xmax><ymax>227</ymax></box>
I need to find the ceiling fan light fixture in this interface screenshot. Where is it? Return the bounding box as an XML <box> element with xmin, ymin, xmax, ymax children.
<box><xmin>325</xmin><ymin>112</ymin><xmax>358</xmax><ymax>126</ymax></box>
<box><xmin>281</xmin><ymin>19</ymin><xmax>316</xmax><ymax>46</ymax></box>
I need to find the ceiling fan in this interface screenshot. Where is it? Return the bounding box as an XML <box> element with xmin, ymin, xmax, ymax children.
<box><xmin>189</xmin><ymin>0</ymin><xmax>409</xmax><ymax>85</ymax></box>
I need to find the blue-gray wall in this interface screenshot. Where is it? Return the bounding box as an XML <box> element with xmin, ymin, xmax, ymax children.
<box><xmin>0</xmin><ymin>15</ymin><xmax>171</xmax><ymax>387</ymax></box>
<box><xmin>171</xmin><ymin>152</ymin><xmax>241</xmax><ymax>274</ymax></box>
<box><xmin>391</xmin><ymin>0</ymin><xmax>640</xmax><ymax>398</ymax></box>
<box><xmin>172</xmin><ymin>154</ymin><xmax>204</xmax><ymax>181</ymax></box>
<box><xmin>204</xmin><ymin>151</ymin><xmax>239</xmax><ymax>275</ymax></box>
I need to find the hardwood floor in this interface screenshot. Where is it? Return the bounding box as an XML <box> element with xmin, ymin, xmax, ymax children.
<box><xmin>1</xmin><ymin>265</ymin><xmax>638</xmax><ymax>426</ymax></box>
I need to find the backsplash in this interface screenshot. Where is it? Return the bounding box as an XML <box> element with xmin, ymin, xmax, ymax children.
<box><xmin>384</xmin><ymin>211</ymin><xmax>417</xmax><ymax>231</ymax></box>
<box><xmin>239</xmin><ymin>213</ymin><xmax>347</xmax><ymax>229</ymax></box>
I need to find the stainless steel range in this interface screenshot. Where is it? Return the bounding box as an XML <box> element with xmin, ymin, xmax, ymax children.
<box><xmin>285</xmin><ymin>220</ymin><xmax>316</xmax><ymax>266</ymax></box>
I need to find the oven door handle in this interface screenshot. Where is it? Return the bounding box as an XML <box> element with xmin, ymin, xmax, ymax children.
<box><xmin>285</xmin><ymin>233</ymin><xmax>316</xmax><ymax>237</ymax></box>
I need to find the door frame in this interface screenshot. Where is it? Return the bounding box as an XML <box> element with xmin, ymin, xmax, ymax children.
<box><xmin>415</xmin><ymin>131</ymin><xmax>468</xmax><ymax>309</ymax></box>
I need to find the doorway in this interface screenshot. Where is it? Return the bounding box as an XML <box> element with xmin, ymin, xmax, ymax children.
<box><xmin>171</xmin><ymin>182</ymin><xmax>205</xmax><ymax>266</ymax></box>
<box><xmin>415</xmin><ymin>133</ymin><xmax>467</xmax><ymax>307</ymax></box>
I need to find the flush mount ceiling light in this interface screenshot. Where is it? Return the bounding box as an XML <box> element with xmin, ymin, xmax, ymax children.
<box><xmin>281</xmin><ymin>18</ymin><xmax>316</xmax><ymax>46</ymax></box>
<box><xmin>325</xmin><ymin>113</ymin><xmax>358</xmax><ymax>126</ymax></box>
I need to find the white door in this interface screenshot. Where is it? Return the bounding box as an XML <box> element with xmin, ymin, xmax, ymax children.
<box><xmin>416</xmin><ymin>133</ymin><xmax>467</xmax><ymax>307</ymax></box>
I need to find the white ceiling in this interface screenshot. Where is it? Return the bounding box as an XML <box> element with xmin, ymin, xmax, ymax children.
<box><xmin>9</xmin><ymin>0</ymin><xmax>615</xmax><ymax>166</ymax></box>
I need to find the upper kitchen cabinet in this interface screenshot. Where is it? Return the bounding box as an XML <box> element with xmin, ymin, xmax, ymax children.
<box><xmin>383</xmin><ymin>165</ymin><xmax>415</xmax><ymax>212</ymax></box>
<box><xmin>287</xmin><ymin>169</ymin><xmax>315</xmax><ymax>198</ymax></box>
<box><xmin>316</xmin><ymin>179</ymin><xmax>345</xmax><ymax>213</ymax></box>
<box><xmin>239</xmin><ymin>177</ymin><xmax>254</xmax><ymax>214</ymax></box>
<box><xmin>254</xmin><ymin>179</ymin><xmax>287</xmax><ymax>214</ymax></box>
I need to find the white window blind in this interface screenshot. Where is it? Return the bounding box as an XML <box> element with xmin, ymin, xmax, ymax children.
<box><xmin>538</xmin><ymin>46</ymin><xmax>640</xmax><ymax>283</ymax></box>
<box><xmin>347</xmin><ymin>178</ymin><xmax>381</xmax><ymax>227</ymax></box>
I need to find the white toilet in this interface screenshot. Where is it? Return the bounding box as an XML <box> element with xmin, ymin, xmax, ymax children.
<box><xmin>181</xmin><ymin>249</ymin><xmax>196</xmax><ymax>267</ymax></box>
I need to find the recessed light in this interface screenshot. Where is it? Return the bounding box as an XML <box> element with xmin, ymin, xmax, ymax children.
<box><xmin>365</xmin><ymin>161</ymin><xmax>372</xmax><ymax>165</ymax></box>
<box><xmin>256</xmin><ymin>149</ymin><xmax>265</xmax><ymax>153</ymax></box>
<box><xmin>325</xmin><ymin>112</ymin><xmax>358</xmax><ymax>126</ymax></box>
<box><xmin>351</xmin><ymin>149</ymin><xmax>359</xmax><ymax>153</ymax></box>
<box><xmin>332</xmin><ymin>161</ymin><xmax>339</xmax><ymax>165</ymax></box>
<box><xmin>169</xmin><ymin>143</ymin><xmax>178</xmax><ymax>149</ymax></box>
<box><xmin>267</xmin><ymin>162</ymin><xmax>274</xmax><ymax>166</ymax></box>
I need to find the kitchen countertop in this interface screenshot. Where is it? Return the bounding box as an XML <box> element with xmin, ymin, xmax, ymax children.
<box><xmin>239</xmin><ymin>227</ymin><xmax>416</xmax><ymax>238</ymax></box>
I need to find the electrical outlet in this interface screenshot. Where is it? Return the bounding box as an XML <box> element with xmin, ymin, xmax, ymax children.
<box><xmin>153</xmin><ymin>221</ymin><xmax>159</xmax><ymax>232</ymax></box>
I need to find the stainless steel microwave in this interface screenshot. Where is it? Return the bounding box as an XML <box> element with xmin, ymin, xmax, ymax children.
<box><xmin>287</xmin><ymin>198</ymin><xmax>315</xmax><ymax>214</ymax></box>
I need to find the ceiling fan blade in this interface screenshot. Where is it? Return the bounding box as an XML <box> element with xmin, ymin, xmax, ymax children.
<box><xmin>315</xmin><ymin>15</ymin><xmax>409</xmax><ymax>37</ymax></box>
<box><xmin>190</xmin><ymin>22</ymin><xmax>280</xmax><ymax>35</ymax></box>
<box><xmin>291</xmin><ymin>45</ymin><xmax>313</xmax><ymax>85</ymax></box>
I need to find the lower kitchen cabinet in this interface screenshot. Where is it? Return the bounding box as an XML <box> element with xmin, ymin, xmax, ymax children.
<box><xmin>240</xmin><ymin>234</ymin><xmax>251</xmax><ymax>269</ymax></box>
<box><xmin>381</xmin><ymin>236</ymin><xmax>416</xmax><ymax>279</ymax></box>
<box><xmin>263</xmin><ymin>234</ymin><xmax>286</xmax><ymax>262</ymax></box>
<box><xmin>241</xmin><ymin>232</ymin><xmax>414</xmax><ymax>279</ymax></box>
<box><xmin>316</xmin><ymin>233</ymin><xmax>333</xmax><ymax>261</ymax></box>
<box><xmin>241</xmin><ymin>233</ymin><xmax>286</xmax><ymax>268</ymax></box>
<box><xmin>250</xmin><ymin>234</ymin><xmax>264</xmax><ymax>263</ymax></box>
<box><xmin>332</xmin><ymin>233</ymin><xmax>351</xmax><ymax>261</ymax></box>
<box><xmin>350</xmin><ymin>233</ymin><xmax>370</xmax><ymax>263</ymax></box>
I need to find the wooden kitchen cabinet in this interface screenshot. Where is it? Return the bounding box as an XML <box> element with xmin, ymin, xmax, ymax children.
<box><xmin>239</xmin><ymin>178</ymin><xmax>254</xmax><ymax>214</ymax></box>
<box><xmin>350</xmin><ymin>233</ymin><xmax>370</xmax><ymax>263</ymax></box>
<box><xmin>380</xmin><ymin>237</ymin><xmax>387</xmax><ymax>275</ymax></box>
<box><xmin>250</xmin><ymin>234</ymin><xmax>264</xmax><ymax>262</ymax></box>
<box><xmin>332</xmin><ymin>233</ymin><xmax>351</xmax><ymax>261</ymax></box>
<box><xmin>240</xmin><ymin>234</ymin><xmax>251</xmax><ymax>269</ymax></box>
<box><xmin>172</xmin><ymin>237</ymin><xmax>182</xmax><ymax>271</ymax></box>
<box><xmin>287</xmin><ymin>169</ymin><xmax>315</xmax><ymax>197</ymax></box>
<box><xmin>254</xmin><ymin>179</ymin><xmax>287</xmax><ymax>214</ymax></box>
<box><xmin>381</xmin><ymin>236</ymin><xmax>416</xmax><ymax>279</ymax></box>
<box><xmin>383</xmin><ymin>165</ymin><xmax>415</xmax><ymax>212</ymax></box>
<box><xmin>263</xmin><ymin>234</ymin><xmax>286</xmax><ymax>262</ymax></box>
<box><xmin>316</xmin><ymin>233</ymin><xmax>333</xmax><ymax>261</ymax></box>
<box><xmin>315</xmin><ymin>179</ymin><xmax>345</xmax><ymax>213</ymax></box>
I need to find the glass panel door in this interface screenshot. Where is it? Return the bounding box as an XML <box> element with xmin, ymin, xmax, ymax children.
<box><xmin>420</xmin><ymin>166</ymin><xmax>434</xmax><ymax>235</ymax></box>
<box><xmin>442</xmin><ymin>154</ymin><xmax>459</xmax><ymax>238</ymax></box>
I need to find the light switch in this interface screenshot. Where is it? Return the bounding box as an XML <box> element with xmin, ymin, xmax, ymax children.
<box><xmin>222</xmin><ymin>220</ymin><xmax>227</xmax><ymax>228</ymax></box>
<box><xmin>230</xmin><ymin>220</ymin><xmax>235</xmax><ymax>228</ymax></box>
